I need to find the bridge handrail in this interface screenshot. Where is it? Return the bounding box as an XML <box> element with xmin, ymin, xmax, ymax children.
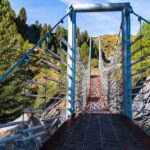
<box><xmin>0</xmin><ymin>11</ymin><xmax>71</xmax><ymax>145</ymax></box>
<box><xmin>129</xmin><ymin>12</ymin><xmax>150</xmax><ymax>131</ymax></box>
<box><xmin>131</xmin><ymin>11</ymin><xmax>150</xmax><ymax>24</ymax></box>
<box><xmin>75</xmin><ymin>46</ymin><xmax>91</xmax><ymax>111</ymax></box>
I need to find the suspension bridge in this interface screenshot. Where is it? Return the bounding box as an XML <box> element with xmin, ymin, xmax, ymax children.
<box><xmin>0</xmin><ymin>2</ymin><xmax>150</xmax><ymax>150</ymax></box>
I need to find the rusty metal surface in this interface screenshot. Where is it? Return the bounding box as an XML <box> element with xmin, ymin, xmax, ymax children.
<box><xmin>40</xmin><ymin>113</ymin><xmax>150</xmax><ymax>150</ymax></box>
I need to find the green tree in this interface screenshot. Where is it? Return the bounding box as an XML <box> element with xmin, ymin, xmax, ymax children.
<box><xmin>80</xmin><ymin>42</ymin><xmax>89</xmax><ymax>67</ymax></box>
<box><xmin>0</xmin><ymin>0</ymin><xmax>24</xmax><ymax>73</ymax></box>
<box><xmin>0</xmin><ymin>0</ymin><xmax>25</xmax><ymax>123</ymax></box>
<box><xmin>76</xmin><ymin>27</ymin><xmax>80</xmax><ymax>39</ymax></box>
<box><xmin>35</xmin><ymin>20</ymin><xmax>39</xmax><ymax>27</ymax></box>
<box><xmin>40</xmin><ymin>30</ymin><xmax>46</xmax><ymax>48</ymax></box>
<box><xmin>18</xmin><ymin>7</ymin><xmax>27</xmax><ymax>24</ymax></box>
<box><xmin>92</xmin><ymin>40</ymin><xmax>99</xmax><ymax>58</ymax></box>
<box><xmin>91</xmin><ymin>58</ymin><xmax>98</xmax><ymax>68</ymax></box>
<box><xmin>78</xmin><ymin>30</ymin><xmax>89</xmax><ymax>47</ymax></box>
<box><xmin>131</xmin><ymin>22</ymin><xmax>150</xmax><ymax>84</ymax></box>
<box><xmin>131</xmin><ymin>22</ymin><xmax>150</xmax><ymax>72</ymax></box>
<box><xmin>43</xmin><ymin>23</ymin><xmax>48</xmax><ymax>34</ymax></box>
<box><xmin>23</xmin><ymin>40</ymin><xmax>30</xmax><ymax>53</ymax></box>
<box><xmin>17</xmin><ymin>7</ymin><xmax>27</xmax><ymax>36</ymax></box>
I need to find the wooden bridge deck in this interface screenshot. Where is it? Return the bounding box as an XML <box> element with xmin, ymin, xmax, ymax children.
<box><xmin>40</xmin><ymin>113</ymin><xmax>150</xmax><ymax>150</ymax></box>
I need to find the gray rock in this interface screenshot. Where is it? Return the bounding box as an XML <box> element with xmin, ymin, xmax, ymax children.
<box><xmin>133</xmin><ymin>75</ymin><xmax>150</xmax><ymax>135</ymax></box>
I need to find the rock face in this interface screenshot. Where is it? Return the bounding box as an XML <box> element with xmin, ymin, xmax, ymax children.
<box><xmin>133</xmin><ymin>76</ymin><xmax>150</xmax><ymax>135</ymax></box>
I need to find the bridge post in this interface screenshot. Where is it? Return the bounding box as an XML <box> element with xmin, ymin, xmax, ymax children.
<box><xmin>66</xmin><ymin>6</ymin><xmax>76</xmax><ymax>118</ymax></box>
<box><xmin>122</xmin><ymin>6</ymin><xmax>132</xmax><ymax>118</ymax></box>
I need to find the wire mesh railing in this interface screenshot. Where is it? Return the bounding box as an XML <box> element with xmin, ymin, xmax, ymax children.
<box><xmin>97</xmin><ymin>23</ymin><xmax>124</xmax><ymax>114</ymax></box>
<box><xmin>75</xmin><ymin>45</ymin><xmax>91</xmax><ymax>112</ymax></box>
<box><xmin>98</xmin><ymin>37</ymin><xmax>108</xmax><ymax>101</ymax></box>
<box><xmin>0</xmin><ymin>13</ymin><xmax>71</xmax><ymax>148</ymax></box>
<box><xmin>106</xmin><ymin>29</ymin><xmax>123</xmax><ymax>114</ymax></box>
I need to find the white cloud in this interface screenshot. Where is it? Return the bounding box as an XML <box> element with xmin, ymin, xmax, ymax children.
<box><xmin>106</xmin><ymin>0</ymin><xmax>131</xmax><ymax>2</ymax></box>
<box><xmin>87</xmin><ymin>13</ymin><xmax>120</xmax><ymax>25</ymax></box>
<box><xmin>59</xmin><ymin>0</ymin><xmax>149</xmax><ymax>35</ymax></box>
<box><xmin>59</xmin><ymin>0</ymin><xmax>93</xmax><ymax>5</ymax></box>
<box><xmin>59</xmin><ymin>0</ymin><xmax>120</xmax><ymax>25</ymax></box>
<box><xmin>59</xmin><ymin>0</ymin><xmax>133</xmax><ymax>5</ymax></box>
<box><xmin>59</xmin><ymin>0</ymin><xmax>121</xmax><ymax>5</ymax></box>
<box><xmin>60</xmin><ymin>0</ymin><xmax>121</xmax><ymax>35</ymax></box>
<box><xmin>77</xmin><ymin>12</ymin><xmax>121</xmax><ymax>35</ymax></box>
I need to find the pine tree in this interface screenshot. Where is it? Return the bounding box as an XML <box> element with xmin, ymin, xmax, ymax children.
<box><xmin>17</xmin><ymin>7</ymin><xmax>27</xmax><ymax>36</ymax></box>
<box><xmin>80</xmin><ymin>42</ymin><xmax>89</xmax><ymax>67</ymax></box>
<box><xmin>40</xmin><ymin>29</ymin><xmax>46</xmax><ymax>48</ymax></box>
<box><xmin>0</xmin><ymin>0</ymin><xmax>24</xmax><ymax>74</ymax></box>
<box><xmin>76</xmin><ymin>27</ymin><xmax>80</xmax><ymax>39</ymax></box>
<box><xmin>78</xmin><ymin>30</ymin><xmax>89</xmax><ymax>47</ymax></box>
<box><xmin>0</xmin><ymin>0</ymin><xmax>25</xmax><ymax>123</ymax></box>
<box><xmin>35</xmin><ymin>20</ymin><xmax>39</xmax><ymax>27</ymax></box>
<box><xmin>43</xmin><ymin>23</ymin><xmax>48</xmax><ymax>34</ymax></box>
<box><xmin>18</xmin><ymin>7</ymin><xmax>27</xmax><ymax>24</ymax></box>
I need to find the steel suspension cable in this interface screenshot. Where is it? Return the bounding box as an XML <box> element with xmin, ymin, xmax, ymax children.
<box><xmin>44</xmin><ymin>37</ymin><xmax>49</xmax><ymax>109</ymax></box>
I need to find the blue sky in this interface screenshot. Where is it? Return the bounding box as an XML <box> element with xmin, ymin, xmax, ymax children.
<box><xmin>9</xmin><ymin>0</ymin><xmax>150</xmax><ymax>36</ymax></box>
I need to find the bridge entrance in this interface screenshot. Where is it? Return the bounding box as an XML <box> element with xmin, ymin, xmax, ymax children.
<box><xmin>0</xmin><ymin>2</ymin><xmax>150</xmax><ymax>149</ymax></box>
<box><xmin>66</xmin><ymin>3</ymin><xmax>132</xmax><ymax>118</ymax></box>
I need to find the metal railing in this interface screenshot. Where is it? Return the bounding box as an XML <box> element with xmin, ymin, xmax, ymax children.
<box><xmin>96</xmin><ymin>26</ymin><xmax>123</xmax><ymax>114</ymax></box>
<box><xmin>107</xmin><ymin>30</ymin><xmax>124</xmax><ymax>114</ymax></box>
<box><xmin>98</xmin><ymin>37</ymin><xmax>108</xmax><ymax>101</ymax></box>
<box><xmin>0</xmin><ymin>12</ymin><xmax>71</xmax><ymax>148</ymax></box>
<box><xmin>75</xmin><ymin>46</ymin><xmax>91</xmax><ymax>112</ymax></box>
<box><xmin>130</xmin><ymin>13</ymin><xmax>150</xmax><ymax>134</ymax></box>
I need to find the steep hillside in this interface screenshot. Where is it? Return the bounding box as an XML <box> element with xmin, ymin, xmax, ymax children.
<box><xmin>98</xmin><ymin>34</ymin><xmax>118</xmax><ymax>59</ymax></box>
<box><xmin>91</xmin><ymin>34</ymin><xmax>118</xmax><ymax>68</ymax></box>
<box><xmin>0</xmin><ymin>0</ymin><xmax>26</xmax><ymax>76</ymax></box>
<box><xmin>0</xmin><ymin>0</ymin><xmax>61</xmax><ymax>123</ymax></box>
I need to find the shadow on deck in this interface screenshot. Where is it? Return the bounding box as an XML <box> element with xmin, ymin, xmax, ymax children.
<box><xmin>40</xmin><ymin>113</ymin><xmax>150</xmax><ymax>150</ymax></box>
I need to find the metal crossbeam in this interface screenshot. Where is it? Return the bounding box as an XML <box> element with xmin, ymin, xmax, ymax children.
<box><xmin>132</xmin><ymin>85</ymin><xmax>143</xmax><ymax>90</ymax></box>
<box><xmin>129</xmin><ymin>35</ymin><xmax>144</xmax><ymax>47</ymax></box>
<box><xmin>0</xmin><ymin>134</ymin><xmax>21</xmax><ymax>143</ymax></box>
<box><xmin>21</xmin><ymin>125</ymin><xmax>45</xmax><ymax>133</ymax></box>
<box><xmin>23</xmin><ymin>110</ymin><xmax>45</xmax><ymax>114</ymax></box>
<box><xmin>48</xmin><ymin>49</ymin><xmax>61</xmax><ymax>60</ymax></box>
<box><xmin>0</xmin><ymin>121</ymin><xmax>27</xmax><ymax>128</ymax></box>
<box><xmin>130</xmin><ymin>46</ymin><xmax>144</xmax><ymax>56</ymax></box>
<box><xmin>61</xmin><ymin>37</ymin><xmax>72</xmax><ymax>49</ymax></box>
<box><xmin>131</xmin><ymin>53</ymin><xmax>150</xmax><ymax>66</ymax></box>
<box><xmin>131</xmin><ymin>65</ymin><xmax>150</xmax><ymax>76</ymax></box>
<box><xmin>44</xmin><ymin>60</ymin><xmax>61</xmax><ymax>72</ymax></box>
<box><xmin>73</xmin><ymin>3</ymin><xmax>131</xmax><ymax>12</ymax></box>
<box><xmin>21</xmin><ymin>131</ymin><xmax>48</xmax><ymax>142</ymax></box>
<box><xmin>23</xmin><ymin>79</ymin><xmax>46</xmax><ymax>86</ymax></box>
<box><xmin>44</xmin><ymin>77</ymin><xmax>65</xmax><ymax>85</ymax></box>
